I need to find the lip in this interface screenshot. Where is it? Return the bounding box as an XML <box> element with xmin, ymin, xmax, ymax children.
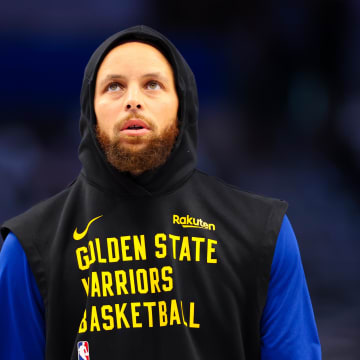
<box><xmin>121</xmin><ymin>119</ymin><xmax>150</xmax><ymax>131</ymax></box>
<box><xmin>121</xmin><ymin>128</ymin><xmax>151</xmax><ymax>136</ymax></box>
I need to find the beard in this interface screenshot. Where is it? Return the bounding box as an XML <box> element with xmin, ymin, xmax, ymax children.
<box><xmin>95</xmin><ymin>121</ymin><xmax>179</xmax><ymax>175</ymax></box>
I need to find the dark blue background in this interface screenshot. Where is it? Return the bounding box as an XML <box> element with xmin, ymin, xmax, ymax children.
<box><xmin>1</xmin><ymin>1</ymin><xmax>359</xmax><ymax>358</ymax></box>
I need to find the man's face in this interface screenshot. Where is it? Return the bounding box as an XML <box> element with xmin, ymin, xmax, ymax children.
<box><xmin>94</xmin><ymin>41</ymin><xmax>179</xmax><ymax>175</ymax></box>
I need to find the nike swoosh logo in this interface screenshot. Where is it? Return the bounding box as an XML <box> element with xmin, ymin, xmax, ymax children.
<box><xmin>73</xmin><ymin>215</ymin><xmax>103</xmax><ymax>240</ymax></box>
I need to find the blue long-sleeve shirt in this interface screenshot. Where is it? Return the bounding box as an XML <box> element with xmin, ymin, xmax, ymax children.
<box><xmin>0</xmin><ymin>215</ymin><xmax>321</xmax><ymax>359</ymax></box>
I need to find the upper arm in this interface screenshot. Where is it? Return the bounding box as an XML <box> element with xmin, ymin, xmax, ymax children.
<box><xmin>0</xmin><ymin>232</ymin><xmax>45</xmax><ymax>360</ymax></box>
<box><xmin>260</xmin><ymin>215</ymin><xmax>321</xmax><ymax>359</ymax></box>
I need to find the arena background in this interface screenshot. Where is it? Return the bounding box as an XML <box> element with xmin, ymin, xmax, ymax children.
<box><xmin>0</xmin><ymin>1</ymin><xmax>359</xmax><ymax>358</ymax></box>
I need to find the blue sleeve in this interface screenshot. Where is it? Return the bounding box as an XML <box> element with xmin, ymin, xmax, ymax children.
<box><xmin>0</xmin><ymin>232</ymin><xmax>46</xmax><ymax>360</ymax></box>
<box><xmin>260</xmin><ymin>215</ymin><xmax>321</xmax><ymax>359</ymax></box>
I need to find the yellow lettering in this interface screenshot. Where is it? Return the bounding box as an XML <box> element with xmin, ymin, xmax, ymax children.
<box><xmin>90</xmin><ymin>306</ymin><xmax>101</xmax><ymax>332</ymax></box>
<box><xmin>136</xmin><ymin>269</ymin><xmax>149</xmax><ymax>294</ymax></box>
<box><xmin>114</xmin><ymin>303</ymin><xmax>130</xmax><ymax>329</ymax></box>
<box><xmin>81</xmin><ymin>277</ymin><xmax>89</xmax><ymax>296</ymax></box>
<box><xmin>107</xmin><ymin>237</ymin><xmax>120</xmax><ymax>262</ymax></box>
<box><xmin>158</xmin><ymin>301</ymin><xmax>168</xmax><ymax>327</ymax></box>
<box><xmin>78</xmin><ymin>309</ymin><xmax>87</xmax><ymax>333</ymax></box>
<box><xmin>189</xmin><ymin>302</ymin><xmax>200</xmax><ymax>328</ymax></box>
<box><xmin>95</xmin><ymin>238</ymin><xmax>107</xmax><ymax>263</ymax></box>
<box><xmin>101</xmin><ymin>272</ymin><xmax>114</xmax><ymax>297</ymax></box>
<box><xmin>128</xmin><ymin>269</ymin><xmax>136</xmax><ymax>294</ymax></box>
<box><xmin>161</xmin><ymin>266</ymin><xmax>173</xmax><ymax>292</ymax></box>
<box><xmin>207</xmin><ymin>239</ymin><xmax>218</xmax><ymax>264</ymax></box>
<box><xmin>149</xmin><ymin>268</ymin><xmax>161</xmax><ymax>293</ymax></box>
<box><xmin>192</xmin><ymin>237</ymin><xmax>205</xmax><ymax>262</ymax></box>
<box><xmin>179</xmin><ymin>236</ymin><xmax>191</xmax><ymax>261</ymax></box>
<box><xmin>131</xmin><ymin>302</ymin><xmax>142</xmax><ymax>328</ymax></box>
<box><xmin>90</xmin><ymin>272</ymin><xmax>101</xmax><ymax>297</ymax></box>
<box><xmin>76</xmin><ymin>247</ymin><xmax>90</xmax><ymax>270</ymax></box>
<box><xmin>133</xmin><ymin>235</ymin><xmax>147</xmax><ymax>260</ymax></box>
<box><xmin>180</xmin><ymin>301</ymin><xmax>188</xmax><ymax>327</ymax></box>
<box><xmin>114</xmin><ymin>270</ymin><xmax>128</xmax><ymax>295</ymax></box>
<box><xmin>154</xmin><ymin>233</ymin><xmax>167</xmax><ymax>258</ymax></box>
<box><xmin>120</xmin><ymin>236</ymin><xmax>133</xmax><ymax>261</ymax></box>
<box><xmin>143</xmin><ymin>301</ymin><xmax>156</xmax><ymax>327</ymax></box>
<box><xmin>101</xmin><ymin>305</ymin><xmax>114</xmax><ymax>331</ymax></box>
<box><xmin>169</xmin><ymin>234</ymin><xmax>180</xmax><ymax>259</ymax></box>
<box><xmin>169</xmin><ymin>299</ymin><xmax>181</xmax><ymax>326</ymax></box>
<box><xmin>87</xmin><ymin>241</ymin><xmax>96</xmax><ymax>266</ymax></box>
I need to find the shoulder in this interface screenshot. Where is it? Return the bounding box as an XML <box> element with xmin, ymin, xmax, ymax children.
<box><xmin>0</xmin><ymin>181</ymin><xmax>80</xmax><ymax>303</ymax></box>
<box><xmin>194</xmin><ymin>169</ymin><xmax>287</xmax><ymax>204</ymax></box>
<box><xmin>193</xmin><ymin>169</ymin><xmax>288</xmax><ymax>220</ymax></box>
<box><xmin>270</xmin><ymin>215</ymin><xmax>303</xmax><ymax>285</ymax></box>
<box><xmin>1</xmin><ymin>179</ymin><xmax>78</xmax><ymax>242</ymax></box>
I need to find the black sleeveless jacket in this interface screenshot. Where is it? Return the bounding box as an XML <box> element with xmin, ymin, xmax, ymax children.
<box><xmin>1</xmin><ymin>25</ymin><xmax>287</xmax><ymax>360</ymax></box>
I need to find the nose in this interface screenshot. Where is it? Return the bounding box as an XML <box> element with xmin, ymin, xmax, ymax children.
<box><xmin>124</xmin><ymin>85</ymin><xmax>142</xmax><ymax>111</ymax></box>
<box><xmin>126</xmin><ymin>103</ymin><xmax>141</xmax><ymax>110</ymax></box>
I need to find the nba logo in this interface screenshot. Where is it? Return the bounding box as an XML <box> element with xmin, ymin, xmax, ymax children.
<box><xmin>77</xmin><ymin>341</ymin><xmax>90</xmax><ymax>360</ymax></box>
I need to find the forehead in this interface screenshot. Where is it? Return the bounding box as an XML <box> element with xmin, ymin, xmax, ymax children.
<box><xmin>96</xmin><ymin>41</ymin><xmax>175</xmax><ymax>81</ymax></box>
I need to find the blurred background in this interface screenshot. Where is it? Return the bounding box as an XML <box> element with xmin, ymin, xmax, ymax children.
<box><xmin>0</xmin><ymin>0</ymin><xmax>359</xmax><ymax>358</ymax></box>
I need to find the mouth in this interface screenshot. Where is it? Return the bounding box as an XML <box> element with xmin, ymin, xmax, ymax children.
<box><xmin>120</xmin><ymin>119</ymin><xmax>151</xmax><ymax>136</ymax></box>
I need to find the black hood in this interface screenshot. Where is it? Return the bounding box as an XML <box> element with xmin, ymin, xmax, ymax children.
<box><xmin>78</xmin><ymin>25</ymin><xmax>199</xmax><ymax>197</ymax></box>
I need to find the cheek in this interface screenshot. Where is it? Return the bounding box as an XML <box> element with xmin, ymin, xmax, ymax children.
<box><xmin>95</xmin><ymin>100</ymin><xmax>120</xmax><ymax>124</ymax></box>
<box><xmin>94</xmin><ymin>100</ymin><xmax>121</xmax><ymax>138</ymax></box>
<box><xmin>149</xmin><ymin>96</ymin><xmax>179</xmax><ymax>121</ymax></box>
<box><xmin>165</xmin><ymin>93</ymin><xmax>179</xmax><ymax>118</ymax></box>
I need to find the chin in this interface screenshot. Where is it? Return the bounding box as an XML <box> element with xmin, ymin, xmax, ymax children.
<box><xmin>119</xmin><ymin>136</ymin><xmax>152</xmax><ymax>148</ymax></box>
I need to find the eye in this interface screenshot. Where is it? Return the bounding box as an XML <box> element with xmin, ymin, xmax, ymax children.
<box><xmin>106</xmin><ymin>82</ymin><xmax>123</xmax><ymax>92</ymax></box>
<box><xmin>146</xmin><ymin>81</ymin><xmax>161</xmax><ymax>90</ymax></box>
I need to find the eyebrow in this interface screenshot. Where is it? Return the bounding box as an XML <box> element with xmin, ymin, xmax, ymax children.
<box><xmin>99</xmin><ymin>72</ymin><xmax>169</xmax><ymax>87</ymax></box>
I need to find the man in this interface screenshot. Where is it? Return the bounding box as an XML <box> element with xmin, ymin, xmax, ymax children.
<box><xmin>0</xmin><ymin>25</ymin><xmax>321</xmax><ymax>359</ymax></box>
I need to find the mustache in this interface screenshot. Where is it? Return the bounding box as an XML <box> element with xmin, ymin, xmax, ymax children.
<box><xmin>114</xmin><ymin>113</ymin><xmax>154</xmax><ymax>132</ymax></box>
